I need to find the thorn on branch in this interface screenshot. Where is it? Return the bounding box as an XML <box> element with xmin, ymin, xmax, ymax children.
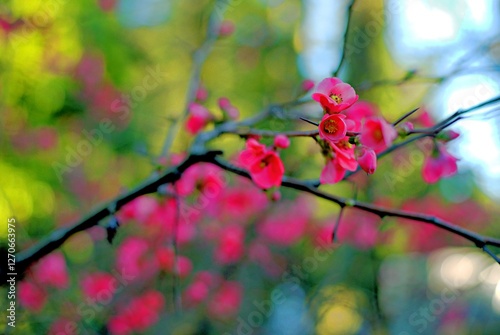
<box><xmin>299</xmin><ymin>117</ymin><xmax>319</xmax><ymax>126</ymax></box>
<box><xmin>106</xmin><ymin>216</ymin><xmax>120</xmax><ymax>245</ymax></box>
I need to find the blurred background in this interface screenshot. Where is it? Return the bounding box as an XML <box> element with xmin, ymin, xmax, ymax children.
<box><xmin>1</xmin><ymin>0</ymin><xmax>500</xmax><ymax>334</ymax></box>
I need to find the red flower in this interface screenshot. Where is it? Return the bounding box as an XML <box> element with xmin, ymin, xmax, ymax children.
<box><xmin>319</xmin><ymin>114</ymin><xmax>347</xmax><ymax>142</ymax></box>
<box><xmin>331</xmin><ymin>139</ymin><xmax>358</xmax><ymax>171</ymax></box>
<box><xmin>109</xmin><ymin>291</ymin><xmax>164</xmax><ymax>335</ymax></box>
<box><xmin>422</xmin><ymin>144</ymin><xmax>458</xmax><ymax>183</ymax></box>
<box><xmin>360</xmin><ymin>117</ymin><xmax>398</xmax><ymax>153</ymax></box>
<box><xmin>185</xmin><ymin>103</ymin><xmax>213</xmax><ymax>135</ymax></box>
<box><xmin>301</xmin><ymin>79</ymin><xmax>315</xmax><ymax>93</ymax></box>
<box><xmin>81</xmin><ymin>272</ymin><xmax>116</xmax><ymax>300</ymax></box>
<box><xmin>218</xmin><ymin>20</ymin><xmax>235</xmax><ymax>37</ymax></box>
<box><xmin>33</xmin><ymin>253</ymin><xmax>69</xmax><ymax>289</ymax></box>
<box><xmin>218</xmin><ymin>97</ymin><xmax>239</xmax><ymax>120</ymax></box>
<box><xmin>257</xmin><ymin>198</ymin><xmax>310</xmax><ymax>245</ymax></box>
<box><xmin>18</xmin><ymin>281</ymin><xmax>47</xmax><ymax>312</ymax></box>
<box><xmin>274</xmin><ymin>134</ymin><xmax>290</xmax><ymax>148</ymax></box>
<box><xmin>208</xmin><ymin>281</ymin><xmax>243</xmax><ymax>319</ymax></box>
<box><xmin>214</xmin><ymin>225</ymin><xmax>245</xmax><ymax>265</ymax></box>
<box><xmin>312</xmin><ymin>77</ymin><xmax>358</xmax><ymax>113</ymax></box>
<box><xmin>239</xmin><ymin>139</ymin><xmax>284</xmax><ymax>189</ymax></box>
<box><xmin>355</xmin><ymin>147</ymin><xmax>377</xmax><ymax>174</ymax></box>
<box><xmin>343</xmin><ymin>101</ymin><xmax>378</xmax><ymax>132</ymax></box>
<box><xmin>320</xmin><ymin>158</ymin><xmax>346</xmax><ymax>184</ymax></box>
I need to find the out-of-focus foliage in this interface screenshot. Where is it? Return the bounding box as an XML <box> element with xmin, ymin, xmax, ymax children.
<box><xmin>1</xmin><ymin>0</ymin><xmax>500</xmax><ymax>334</ymax></box>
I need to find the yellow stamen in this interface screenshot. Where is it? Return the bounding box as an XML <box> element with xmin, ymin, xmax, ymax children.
<box><xmin>329</xmin><ymin>93</ymin><xmax>342</xmax><ymax>104</ymax></box>
<box><xmin>324</xmin><ymin>119</ymin><xmax>338</xmax><ymax>134</ymax></box>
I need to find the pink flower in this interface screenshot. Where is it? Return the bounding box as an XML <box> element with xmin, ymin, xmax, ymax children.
<box><xmin>218</xmin><ymin>97</ymin><xmax>239</xmax><ymax>120</ymax></box>
<box><xmin>108</xmin><ymin>315</ymin><xmax>132</xmax><ymax>335</ymax></box>
<box><xmin>208</xmin><ymin>282</ymin><xmax>243</xmax><ymax>319</ymax></box>
<box><xmin>18</xmin><ymin>281</ymin><xmax>47</xmax><ymax>312</ymax></box>
<box><xmin>257</xmin><ymin>198</ymin><xmax>310</xmax><ymax>245</ymax></box>
<box><xmin>119</xmin><ymin>195</ymin><xmax>158</xmax><ymax>222</ymax></box>
<box><xmin>116</xmin><ymin>237</ymin><xmax>154</xmax><ymax>279</ymax></box>
<box><xmin>111</xmin><ymin>291</ymin><xmax>164</xmax><ymax>333</ymax></box>
<box><xmin>343</xmin><ymin>101</ymin><xmax>378</xmax><ymax>132</ymax></box>
<box><xmin>49</xmin><ymin>318</ymin><xmax>78</xmax><ymax>335</ymax></box>
<box><xmin>34</xmin><ymin>253</ymin><xmax>69</xmax><ymax>289</ymax></box>
<box><xmin>214</xmin><ymin>225</ymin><xmax>245</xmax><ymax>265</ymax></box>
<box><xmin>360</xmin><ymin>117</ymin><xmax>398</xmax><ymax>153</ymax></box>
<box><xmin>422</xmin><ymin>145</ymin><xmax>458</xmax><ymax>183</ymax></box>
<box><xmin>218</xmin><ymin>20</ymin><xmax>235</xmax><ymax>37</ymax></box>
<box><xmin>239</xmin><ymin>139</ymin><xmax>285</xmax><ymax>189</ymax></box>
<box><xmin>319</xmin><ymin>114</ymin><xmax>347</xmax><ymax>142</ymax></box>
<box><xmin>274</xmin><ymin>134</ymin><xmax>290</xmax><ymax>148</ymax></box>
<box><xmin>355</xmin><ymin>147</ymin><xmax>377</xmax><ymax>174</ymax></box>
<box><xmin>248</xmin><ymin>151</ymin><xmax>284</xmax><ymax>189</ymax></box>
<box><xmin>312</xmin><ymin>77</ymin><xmax>359</xmax><ymax>113</ymax></box>
<box><xmin>239</xmin><ymin>139</ymin><xmax>266</xmax><ymax>165</ymax></box>
<box><xmin>185</xmin><ymin>103</ymin><xmax>213</xmax><ymax>135</ymax></box>
<box><xmin>416</xmin><ymin>109</ymin><xmax>435</xmax><ymax>127</ymax></box>
<box><xmin>184</xmin><ymin>279</ymin><xmax>210</xmax><ymax>306</ymax></box>
<box><xmin>81</xmin><ymin>272</ymin><xmax>117</xmax><ymax>300</ymax></box>
<box><xmin>155</xmin><ymin>248</ymin><xmax>193</xmax><ymax>278</ymax></box>
<box><xmin>301</xmin><ymin>79</ymin><xmax>315</xmax><ymax>93</ymax></box>
<box><xmin>175</xmin><ymin>163</ymin><xmax>226</xmax><ymax>197</ymax></box>
<box><xmin>98</xmin><ymin>0</ymin><xmax>116</xmax><ymax>12</ymax></box>
<box><xmin>331</xmin><ymin>139</ymin><xmax>358</xmax><ymax>171</ymax></box>
<box><xmin>320</xmin><ymin>158</ymin><xmax>346</xmax><ymax>184</ymax></box>
<box><xmin>195</xmin><ymin>85</ymin><xmax>208</xmax><ymax>102</ymax></box>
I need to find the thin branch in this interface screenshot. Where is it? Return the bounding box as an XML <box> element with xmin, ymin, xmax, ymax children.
<box><xmin>393</xmin><ymin>107</ymin><xmax>419</xmax><ymax>126</ymax></box>
<box><xmin>226</xmin><ymin>128</ymin><xmax>359</xmax><ymax>138</ymax></box>
<box><xmin>159</xmin><ymin>0</ymin><xmax>229</xmax><ymax>158</ymax></box>
<box><xmin>332</xmin><ymin>206</ymin><xmax>345</xmax><ymax>243</ymax></box>
<box><xmin>333</xmin><ymin>0</ymin><xmax>357</xmax><ymax>77</ymax></box>
<box><xmin>13</xmin><ymin>151</ymin><xmax>223</xmax><ymax>278</ymax></box>
<box><xmin>210</xmin><ymin>156</ymin><xmax>500</xmax><ymax>261</ymax></box>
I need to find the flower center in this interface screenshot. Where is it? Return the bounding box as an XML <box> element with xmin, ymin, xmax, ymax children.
<box><xmin>329</xmin><ymin>93</ymin><xmax>342</xmax><ymax>104</ymax></box>
<box><xmin>374</xmin><ymin>129</ymin><xmax>383</xmax><ymax>141</ymax></box>
<box><xmin>337</xmin><ymin>140</ymin><xmax>351</xmax><ymax>149</ymax></box>
<box><xmin>259</xmin><ymin>155</ymin><xmax>272</xmax><ymax>169</ymax></box>
<box><xmin>324</xmin><ymin>119</ymin><xmax>338</xmax><ymax>134</ymax></box>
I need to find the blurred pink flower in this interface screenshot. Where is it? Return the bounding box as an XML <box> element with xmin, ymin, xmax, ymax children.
<box><xmin>18</xmin><ymin>281</ymin><xmax>46</xmax><ymax>312</ymax></box>
<box><xmin>343</xmin><ymin>101</ymin><xmax>378</xmax><ymax>132</ymax></box>
<box><xmin>274</xmin><ymin>134</ymin><xmax>290</xmax><ymax>149</ymax></box>
<box><xmin>208</xmin><ymin>282</ymin><xmax>243</xmax><ymax>319</ymax></box>
<box><xmin>320</xmin><ymin>158</ymin><xmax>346</xmax><ymax>184</ymax></box>
<box><xmin>355</xmin><ymin>147</ymin><xmax>377</xmax><ymax>174</ymax></box>
<box><xmin>360</xmin><ymin>117</ymin><xmax>398</xmax><ymax>153</ymax></box>
<box><xmin>258</xmin><ymin>198</ymin><xmax>310</xmax><ymax>245</ymax></box>
<box><xmin>218</xmin><ymin>20</ymin><xmax>235</xmax><ymax>37</ymax></box>
<box><xmin>301</xmin><ymin>79</ymin><xmax>315</xmax><ymax>93</ymax></box>
<box><xmin>422</xmin><ymin>144</ymin><xmax>458</xmax><ymax>183</ymax></box>
<box><xmin>214</xmin><ymin>225</ymin><xmax>245</xmax><ymax>265</ymax></box>
<box><xmin>34</xmin><ymin>253</ymin><xmax>69</xmax><ymax>289</ymax></box>
<box><xmin>81</xmin><ymin>272</ymin><xmax>116</xmax><ymax>300</ymax></box>
<box><xmin>185</xmin><ymin>103</ymin><xmax>213</xmax><ymax>135</ymax></box>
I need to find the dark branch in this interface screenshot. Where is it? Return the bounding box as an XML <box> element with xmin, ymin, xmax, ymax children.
<box><xmin>13</xmin><ymin>151</ymin><xmax>222</xmax><ymax>278</ymax></box>
<box><xmin>210</xmin><ymin>156</ymin><xmax>500</xmax><ymax>260</ymax></box>
<box><xmin>333</xmin><ymin>0</ymin><xmax>357</xmax><ymax>77</ymax></box>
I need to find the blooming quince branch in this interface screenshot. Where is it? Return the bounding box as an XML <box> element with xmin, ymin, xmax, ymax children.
<box><xmin>4</xmin><ymin>94</ymin><xmax>500</xmax><ymax>283</ymax></box>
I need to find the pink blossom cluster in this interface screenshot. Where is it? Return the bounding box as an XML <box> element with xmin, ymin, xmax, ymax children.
<box><xmin>238</xmin><ymin>137</ymin><xmax>286</xmax><ymax>189</ymax></box>
<box><xmin>312</xmin><ymin>77</ymin><xmax>397</xmax><ymax>184</ymax></box>
<box><xmin>18</xmin><ymin>253</ymin><xmax>69</xmax><ymax>312</ymax></box>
